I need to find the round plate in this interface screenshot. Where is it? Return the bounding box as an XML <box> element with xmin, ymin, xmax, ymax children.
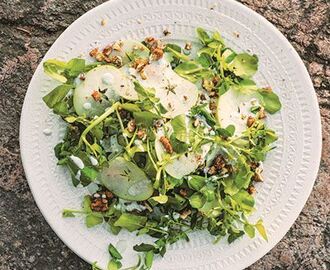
<box><xmin>20</xmin><ymin>0</ymin><xmax>322</xmax><ymax>269</ymax></box>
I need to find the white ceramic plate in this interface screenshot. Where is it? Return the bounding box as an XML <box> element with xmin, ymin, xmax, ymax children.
<box><xmin>20</xmin><ymin>0</ymin><xmax>322</xmax><ymax>269</ymax></box>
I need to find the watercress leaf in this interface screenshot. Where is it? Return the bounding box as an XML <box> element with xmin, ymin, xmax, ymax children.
<box><xmin>86</xmin><ymin>213</ymin><xmax>103</xmax><ymax>228</ymax></box>
<box><xmin>190</xmin><ymin>104</ymin><xmax>216</xmax><ymax>126</ymax></box>
<box><xmin>151</xmin><ymin>195</ymin><xmax>168</xmax><ymax>204</ymax></box>
<box><xmin>187</xmin><ymin>175</ymin><xmax>206</xmax><ymax>190</ymax></box>
<box><xmin>145</xmin><ymin>250</ymin><xmax>154</xmax><ymax>269</ymax></box>
<box><xmin>43</xmin><ymin>84</ymin><xmax>73</xmax><ymax>108</ymax></box>
<box><xmin>165</xmin><ymin>43</ymin><xmax>182</xmax><ymax>53</ymax></box>
<box><xmin>232</xmin><ymin>190</ymin><xmax>255</xmax><ymax>213</ymax></box>
<box><xmin>232</xmin><ymin>78</ymin><xmax>258</xmax><ymax>93</ymax></box>
<box><xmin>255</xmin><ymin>219</ymin><xmax>268</xmax><ymax>241</ymax></box>
<box><xmin>133</xmin><ymin>111</ymin><xmax>160</xmax><ymax>127</ymax></box>
<box><xmin>217</xmin><ymin>81</ymin><xmax>230</xmax><ymax>95</ymax></box>
<box><xmin>265</xmin><ymin>129</ymin><xmax>278</xmax><ymax>144</ymax></box>
<box><xmin>81</xmin><ymin>167</ymin><xmax>98</xmax><ymax>181</ymax></box>
<box><xmin>165</xmin><ymin>45</ymin><xmax>190</xmax><ymax>61</ymax></box>
<box><xmin>62</xmin><ymin>209</ymin><xmax>76</xmax><ymax>218</ymax></box>
<box><xmin>169</xmin><ymin>134</ymin><xmax>189</xmax><ymax>154</ymax></box>
<box><xmin>43</xmin><ymin>59</ymin><xmax>68</xmax><ymax>82</ymax></box>
<box><xmin>120</xmin><ymin>103</ymin><xmax>141</xmax><ymax>112</ymax></box>
<box><xmin>228</xmin><ymin>230</ymin><xmax>244</xmax><ymax>243</ymax></box>
<box><xmin>114</xmin><ymin>213</ymin><xmax>147</xmax><ymax>232</ymax></box>
<box><xmin>196</xmin><ymin>54</ymin><xmax>212</xmax><ymax>68</ymax></box>
<box><xmin>200</xmin><ymin>185</ymin><xmax>215</xmax><ymax>202</ymax></box>
<box><xmin>244</xmin><ymin>224</ymin><xmax>256</xmax><ymax>238</ymax></box>
<box><xmin>216</xmin><ymin>124</ymin><xmax>235</xmax><ymax>138</ymax></box>
<box><xmin>91</xmin><ymin>262</ymin><xmax>102</xmax><ymax>270</ymax></box>
<box><xmin>228</xmin><ymin>53</ymin><xmax>258</xmax><ymax>77</ymax></box>
<box><xmin>83</xmin><ymin>195</ymin><xmax>92</xmax><ymax>212</ymax></box>
<box><xmin>257</xmin><ymin>88</ymin><xmax>282</xmax><ymax>114</ymax></box>
<box><xmin>133</xmin><ymin>243</ymin><xmax>155</xmax><ymax>252</ymax></box>
<box><xmin>196</xmin><ymin>27</ymin><xmax>212</xmax><ymax>45</ymax></box>
<box><xmin>107</xmin><ymin>259</ymin><xmax>122</xmax><ymax>270</ymax></box>
<box><xmin>175</xmin><ymin>61</ymin><xmax>204</xmax><ymax>75</ymax></box>
<box><xmin>189</xmin><ymin>193</ymin><xmax>206</xmax><ymax>209</ymax></box>
<box><xmin>197</xmin><ymin>47</ymin><xmax>216</xmax><ymax>57</ymax></box>
<box><xmin>65</xmin><ymin>58</ymin><xmax>85</xmax><ymax>78</ymax></box>
<box><xmin>108</xmin><ymin>243</ymin><xmax>123</xmax><ymax>260</ymax></box>
<box><xmin>53</xmin><ymin>100</ymin><xmax>69</xmax><ymax>116</ymax></box>
<box><xmin>171</xmin><ymin>114</ymin><xmax>188</xmax><ymax>142</ymax></box>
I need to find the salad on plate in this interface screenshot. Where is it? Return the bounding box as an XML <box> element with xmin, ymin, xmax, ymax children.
<box><xmin>42</xmin><ymin>28</ymin><xmax>282</xmax><ymax>269</ymax></box>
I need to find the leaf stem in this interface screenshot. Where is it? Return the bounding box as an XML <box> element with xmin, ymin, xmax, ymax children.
<box><xmin>116</xmin><ymin>108</ymin><xmax>129</xmax><ymax>145</ymax></box>
<box><xmin>79</xmin><ymin>102</ymin><xmax>121</xmax><ymax>149</ymax></box>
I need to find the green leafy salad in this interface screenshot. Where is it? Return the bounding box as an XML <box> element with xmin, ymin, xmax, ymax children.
<box><xmin>42</xmin><ymin>28</ymin><xmax>281</xmax><ymax>269</ymax></box>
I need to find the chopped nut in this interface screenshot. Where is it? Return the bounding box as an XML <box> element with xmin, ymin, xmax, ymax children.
<box><xmin>101</xmin><ymin>19</ymin><xmax>107</xmax><ymax>26</ymax></box>
<box><xmin>233</xmin><ymin>31</ymin><xmax>240</xmax><ymax>38</ymax></box>
<box><xmin>246</xmin><ymin>116</ymin><xmax>255</xmax><ymax>127</ymax></box>
<box><xmin>160</xmin><ymin>136</ymin><xmax>173</xmax><ymax>154</ymax></box>
<box><xmin>151</xmin><ymin>47</ymin><xmax>164</xmax><ymax>60</ymax></box>
<box><xmin>179</xmin><ymin>188</ymin><xmax>188</xmax><ymax>197</ymax></box>
<box><xmin>202</xmin><ymin>79</ymin><xmax>214</xmax><ymax>91</ymax></box>
<box><xmin>89</xmin><ymin>48</ymin><xmax>99</xmax><ymax>57</ymax></box>
<box><xmin>79</xmin><ymin>73</ymin><xmax>86</xmax><ymax>80</ymax></box>
<box><xmin>209</xmin><ymin>100</ymin><xmax>217</xmax><ymax>113</ymax></box>
<box><xmin>153</xmin><ymin>119</ymin><xmax>164</xmax><ymax>128</ymax></box>
<box><xmin>127</xmin><ymin>119</ymin><xmax>136</xmax><ymax>133</ymax></box>
<box><xmin>140</xmin><ymin>69</ymin><xmax>147</xmax><ymax>80</ymax></box>
<box><xmin>248</xmin><ymin>185</ymin><xmax>256</xmax><ymax>195</ymax></box>
<box><xmin>137</xmin><ymin>129</ymin><xmax>146</xmax><ymax>140</ymax></box>
<box><xmin>119</xmin><ymin>109</ymin><xmax>131</xmax><ymax>120</ymax></box>
<box><xmin>144</xmin><ymin>37</ymin><xmax>165</xmax><ymax>61</ymax></box>
<box><xmin>253</xmin><ymin>167</ymin><xmax>264</xmax><ymax>182</ymax></box>
<box><xmin>112</xmin><ymin>41</ymin><xmax>123</xmax><ymax>51</ymax></box>
<box><xmin>132</xmin><ymin>58</ymin><xmax>149</xmax><ymax>72</ymax></box>
<box><xmin>145</xmin><ymin>37</ymin><xmax>156</xmax><ymax>44</ymax></box>
<box><xmin>183</xmin><ymin>95</ymin><xmax>188</xmax><ymax>101</ymax></box>
<box><xmin>91</xmin><ymin>90</ymin><xmax>101</xmax><ymax>102</ymax></box>
<box><xmin>102</xmin><ymin>45</ymin><xmax>112</xmax><ymax>56</ymax></box>
<box><xmin>258</xmin><ymin>107</ymin><xmax>266</xmax><ymax>119</ymax></box>
<box><xmin>95</xmin><ymin>52</ymin><xmax>105</xmax><ymax>62</ymax></box>
<box><xmin>163</xmin><ymin>29</ymin><xmax>171</xmax><ymax>36</ymax></box>
<box><xmin>91</xmin><ymin>190</ymin><xmax>114</xmax><ymax>212</ymax></box>
<box><xmin>208</xmin><ymin>155</ymin><xmax>228</xmax><ymax>175</ymax></box>
<box><xmin>109</xmin><ymin>55</ymin><xmax>123</xmax><ymax>67</ymax></box>
<box><xmin>193</xmin><ymin>118</ymin><xmax>200</xmax><ymax>127</ymax></box>
<box><xmin>180</xmin><ymin>209</ymin><xmax>191</xmax><ymax>219</ymax></box>
<box><xmin>185</xmin><ymin>42</ymin><xmax>192</xmax><ymax>50</ymax></box>
<box><xmin>212</xmin><ymin>76</ymin><xmax>221</xmax><ymax>86</ymax></box>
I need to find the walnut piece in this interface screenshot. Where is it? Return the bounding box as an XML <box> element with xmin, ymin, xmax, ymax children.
<box><xmin>160</xmin><ymin>136</ymin><xmax>173</xmax><ymax>154</ymax></box>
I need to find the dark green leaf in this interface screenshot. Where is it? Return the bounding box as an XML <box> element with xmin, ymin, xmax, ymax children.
<box><xmin>145</xmin><ymin>250</ymin><xmax>154</xmax><ymax>269</ymax></box>
<box><xmin>257</xmin><ymin>89</ymin><xmax>282</xmax><ymax>114</ymax></box>
<box><xmin>133</xmin><ymin>111</ymin><xmax>160</xmax><ymax>127</ymax></box>
<box><xmin>228</xmin><ymin>230</ymin><xmax>244</xmax><ymax>243</ymax></box>
<box><xmin>43</xmin><ymin>84</ymin><xmax>73</xmax><ymax>108</ymax></box>
<box><xmin>108</xmin><ymin>243</ymin><xmax>123</xmax><ymax>260</ymax></box>
<box><xmin>187</xmin><ymin>175</ymin><xmax>206</xmax><ymax>190</ymax></box>
<box><xmin>66</xmin><ymin>58</ymin><xmax>86</xmax><ymax>77</ymax></box>
<box><xmin>196</xmin><ymin>27</ymin><xmax>212</xmax><ymax>45</ymax></box>
<box><xmin>171</xmin><ymin>114</ymin><xmax>188</xmax><ymax>142</ymax></box>
<box><xmin>114</xmin><ymin>213</ymin><xmax>147</xmax><ymax>232</ymax></box>
<box><xmin>107</xmin><ymin>259</ymin><xmax>122</xmax><ymax>270</ymax></box>
<box><xmin>86</xmin><ymin>213</ymin><xmax>103</xmax><ymax>228</ymax></box>
<box><xmin>244</xmin><ymin>224</ymin><xmax>255</xmax><ymax>238</ymax></box>
<box><xmin>228</xmin><ymin>53</ymin><xmax>258</xmax><ymax>77</ymax></box>
<box><xmin>133</xmin><ymin>243</ymin><xmax>155</xmax><ymax>252</ymax></box>
<box><xmin>189</xmin><ymin>193</ymin><xmax>206</xmax><ymax>209</ymax></box>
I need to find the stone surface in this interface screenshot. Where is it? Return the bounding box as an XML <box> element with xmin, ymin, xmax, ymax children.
<box><xmin>0</xmin><ymin>0</ymin><xmax>329</xmax><ymax>269</ymax></box>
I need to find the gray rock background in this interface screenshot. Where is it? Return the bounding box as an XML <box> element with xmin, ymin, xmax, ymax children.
<box><xmin>0</xmin><ymin>0</ymin><xmax>328</xmax><ymax>269</ymax></box>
